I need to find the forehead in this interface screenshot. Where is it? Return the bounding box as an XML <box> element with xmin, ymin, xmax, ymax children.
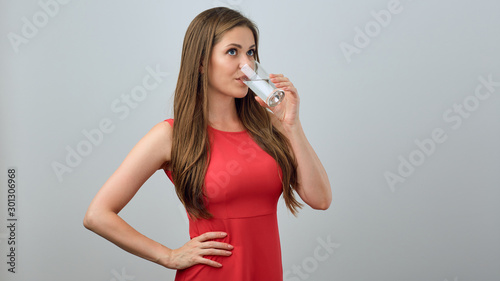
<box><xmin>215</xmin><ymin>26</ymin><xmax>255</xmax><ymax>47</ymax></box>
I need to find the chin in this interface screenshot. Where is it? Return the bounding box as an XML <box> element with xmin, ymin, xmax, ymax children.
<box><xmin>232</xmin><ymin>88</ymin><xmax>249</xmax><ymax>99</ymax></box>
<box><xmin>238</xmin><ymin>92</ymin><xmax>249</xmax><ymax>100</ymax></box>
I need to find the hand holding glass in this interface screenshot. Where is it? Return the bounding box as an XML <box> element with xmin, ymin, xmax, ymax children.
<box><xmin>241</xmin><ymin>61</ymin><xmax>285</xmax><ymax>107</ymax></box>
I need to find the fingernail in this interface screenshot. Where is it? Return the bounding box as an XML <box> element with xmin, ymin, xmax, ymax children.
<box><xmin>228</xmin><ymin>245</ymin><xmax>234</xmax><ymax>249</ymax></box>
<box><xmin>221</xmin><ymin>232</ymin><xmax>227</xmax><ymax>236</ymax></box>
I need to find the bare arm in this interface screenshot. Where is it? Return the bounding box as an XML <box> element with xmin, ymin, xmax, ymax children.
<box><xmin>83</xmin><ymin>121</ymin><xmax>233</xmax><ymax>269</ymax></box>
<box><xmin>83</xmin><ymin>121</ymin><xmax>175</xmax><ymax>267</ymax></box>
<box><xmin>280</xmin><ymin>119</ymin><xmax>332</xmax><ymax>210</ymax></box>
<box><xmin>259</xmin><ymin>73</ymin><xmax>332</xmax><ymax>210</ymax></box>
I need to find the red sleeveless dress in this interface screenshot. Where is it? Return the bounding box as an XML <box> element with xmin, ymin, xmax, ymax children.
<box><xmin>163</xmin><ymin>119</ymin><xmax>284</xmax><ymax>280</ymax></box>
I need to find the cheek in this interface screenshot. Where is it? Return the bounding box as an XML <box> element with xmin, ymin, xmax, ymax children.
<box><xmin>211</xmin><ymin>64</ymin><xmax>233</xmax><ymax>84</ymax></box>
<box><xmin>207</xmin><ymin>64</ymin><xmax>220</xmax><ymax>86</ymax></box>
<box><xmin>208</xmin><ymin>54</ymin><xmax>241</xmax><ymax>87</ymax></box>
<box><xmin>209</xmin><ymin>60</ymin><xmax>225</xmax><ymax>81</ymax></box>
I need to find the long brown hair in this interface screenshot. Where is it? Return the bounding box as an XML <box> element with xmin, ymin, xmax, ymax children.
<box><xmin>171</xmin><ymin>7</ymin><xmax>302</xmax><ymax>220</ymax></box>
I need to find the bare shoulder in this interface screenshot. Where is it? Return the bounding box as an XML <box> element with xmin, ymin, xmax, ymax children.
<box><xmin>138</xmin><ymin>120</ymin><xmax>173</xmax><ymax>170</ymax></box>
<box><xmin>83</xmin><ymin>121</ymin><xmax>174</xmax><ymax>216</ymax></box>
<box><xmin>153</xmin><ymin>119</ymin><xmax>173</xmax><ymax>137</ymax></box>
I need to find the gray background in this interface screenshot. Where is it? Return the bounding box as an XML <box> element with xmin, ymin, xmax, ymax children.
<box><xmin>1</xmin><ymin>0</ymin><xmax>499</xmax><ymax>280</ymax></box>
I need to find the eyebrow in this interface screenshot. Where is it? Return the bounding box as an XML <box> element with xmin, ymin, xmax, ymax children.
<box><xmin>225</xmin><ymin>43</ymin><xmax>256</xmax><ymax>49</ymax></box>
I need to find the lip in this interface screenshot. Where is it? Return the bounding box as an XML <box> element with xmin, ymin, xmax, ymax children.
<box><xmin>235</xmin><ymin>77</ymin><xmax>246</xmax><ymax>85</ymax></box>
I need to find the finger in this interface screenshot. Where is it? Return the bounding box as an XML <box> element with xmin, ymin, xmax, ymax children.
<box><xmin>273</xmin><ymin>81</ymin><xmax>293</xmax><ymax>88</ymax></box>
<box><xmin>269</xmin><ymin>73</ymin><xmax>284</xmax><ymax>78</ymax></box>
<box><xmin>200</xmin><ymin>241</ymin><xmax>234</xmax><ymax>249</ymax></box>
<box><xmin>197</xmin><ymin>232</ymin><xmax>227</xmax><ymax>242</ymax></box>
<box><xmin>196</xmin><ymin>257</ymin><xmax>223</xmax><ymax>268</ymax></box>
<box><xmin>200</xmin><ymin>241</ymin><xmax>234</xmax><ymax>250</ymax></box>
<box><xmin>200</xmin><ymin>248</ymin><xmax>233</xmax><ymax>257</ymax></box>
<box><xmin>270</xmin><ymin>77</ymin><xmax>289</xmax><ymax>83</ymax></box>
<box><xmin>281</xmin><ymin>85</ymin><xmax>296</xmax><ymax>92</ymax></box>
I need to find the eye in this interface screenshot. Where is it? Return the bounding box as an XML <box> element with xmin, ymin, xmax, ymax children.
<box><xmin>227</xmin><ymin>48</ymin><xmax>237</xmax><ymax>56</ymax></box>
<box><xmin>247</xmin><ymin>49</ymin><xmax>255</xmax><ymax>57</ymax></box>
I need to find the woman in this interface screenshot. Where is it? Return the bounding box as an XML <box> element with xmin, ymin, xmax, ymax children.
<box><xmin>84</xmin><ymin>7</ymin><xmax>331</xmax><ymax>280</ymax></box>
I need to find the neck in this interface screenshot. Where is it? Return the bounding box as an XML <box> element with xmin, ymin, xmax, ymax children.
<box><xmin>207</xmin><ymin>91</ymin><xmax>242</xmax><ymax>130</ymax></box>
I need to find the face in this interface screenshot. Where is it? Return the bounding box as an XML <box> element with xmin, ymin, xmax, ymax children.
<box><xmin>206</xmin><ymin>26</ymin><xmax>256</xmax><ymax>100</ymax></box>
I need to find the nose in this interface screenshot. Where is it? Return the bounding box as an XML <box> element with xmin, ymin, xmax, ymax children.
<box><xmin>239</xmin><ymin>57</ymin><xmax>255</xmax><ymax>70</ymax></box>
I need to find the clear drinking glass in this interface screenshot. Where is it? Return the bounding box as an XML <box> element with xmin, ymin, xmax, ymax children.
<box><xmin>241</xmin><ymin>61</ymin><xmax>285</xmax><ymax>107</ymax></box>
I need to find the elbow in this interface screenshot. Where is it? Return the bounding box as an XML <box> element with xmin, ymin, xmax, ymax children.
<box><xmin>83</xmin><ymin>209</ymin><xmax>98</xmax><ymax>231</ymax></box>
<box><xmin>83</xmin><ymin>212</ymin><xmax>92</xmax><ymax>230</ymax></box>
<box><xmin>312</xmin><ymin>199</ymin><xmax>331</xmax><ymax>211</ymax></box>
<box><xmin>307</xmin><ymin>196</ymin><xmax>331</xmax><ymax>210</ymax></box>
<box><xmin>312</xmin><ymin>188</ymin><xmax>332</xmax><ymax>211</ymax></box>
<box><xmin>300</xmin><ymin>183</ymin><xmax>332</xmax><ymax>211</ymax></box>
<box><xmin>84</xmin><ymin>208</ymin><xmax>117</xmax><ymax>233</ymax></box>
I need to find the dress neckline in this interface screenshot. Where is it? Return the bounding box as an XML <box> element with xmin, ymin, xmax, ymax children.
<box><xmin>208</xmin><ymin>124</ymin><xmax>248</xmax><ymax>134</ymax></box>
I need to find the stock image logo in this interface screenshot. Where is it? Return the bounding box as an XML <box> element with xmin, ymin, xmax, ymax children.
<box><xmin>51</xmin><ymin>65</ymin><xmax>169</xmax><ymax>183</ymax></box>
<box><xmin>339</xmin><ymin>0</ymin><xmax>405</xmax><ymax>63</ymax></box>
<box><xmin>7</xmin><ymin>0</ymin><xmax>72</xmax><ymax>54</ymax></box>
<box><xmin>385</xmin><ymin>74</ymin><xmax>500</xmax><ymax>191</ymax></box>
<box><xmin>284</xmin><ymin>234</ymin><xmax>340</xmax><ymax>281</ymax></box>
